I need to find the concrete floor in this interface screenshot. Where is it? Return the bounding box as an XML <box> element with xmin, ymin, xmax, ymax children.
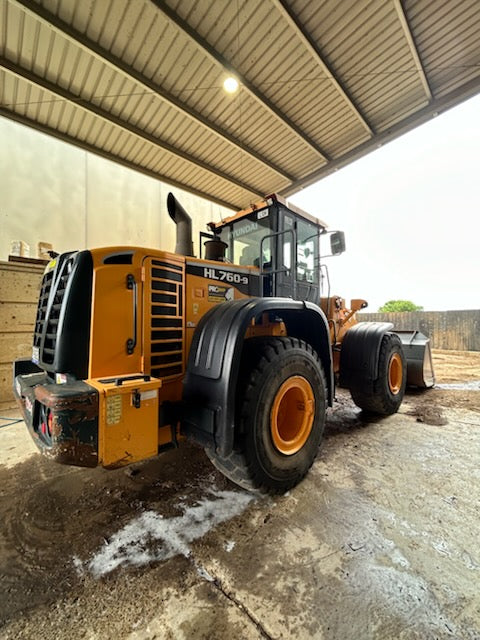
<box><xmin>0</xmin><ymin>351</ymin><xmax>479</xmax><ymax>639</ymax></box>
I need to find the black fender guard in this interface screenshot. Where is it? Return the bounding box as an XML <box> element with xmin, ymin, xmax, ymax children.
<box><xmin>339</xmin><ymin>322</ymin><xmax>394</xmax><ymax>391</ymax></box>
<box><xmin>181</xmin><ymin>297</ymin><xmax>333</xmax><ymax>456</ymax></box>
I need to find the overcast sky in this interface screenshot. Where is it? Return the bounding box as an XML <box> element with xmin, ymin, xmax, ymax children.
<box><xmin>289</xmin><ymin>93</ymin><xmax>480</xmax><ymax>312</ymax></box>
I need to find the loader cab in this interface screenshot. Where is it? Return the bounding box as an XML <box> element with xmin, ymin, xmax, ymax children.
<box><xmin>214</xmin><ymin>194</ymin><xmax>331</xmax><ymax>303</ymax></box>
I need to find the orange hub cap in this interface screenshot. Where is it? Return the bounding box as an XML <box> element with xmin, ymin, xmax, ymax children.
<box><xmin>388</xmin><ymin>352</ymin><xmax>403</xmax><ymax>394</ymax></box>
<box><xmin>270</xmin><ymin>376</ymin><xmax>315</xmax><ymax>455</ymax></box>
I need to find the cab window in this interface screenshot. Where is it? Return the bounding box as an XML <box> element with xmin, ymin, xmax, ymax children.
<box><xmin>282</xmin><ymin>214</ymin><xmax>319</xmax><ymax>283</ymax></box>
<box><xmin>218</xmin><ymin>207</ymin><xmax>275</xmax><ymax>267</ymax></box>
<box><xmin>296</xmin><ymin>219</ymin><xmax>318</xmax><ymax>284</ymax></box>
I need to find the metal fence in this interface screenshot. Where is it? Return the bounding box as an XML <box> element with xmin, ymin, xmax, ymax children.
<box><xmin>358</xmin><ymin>310</ymin><xmax>480</xmax><ymax>352</ymax></box>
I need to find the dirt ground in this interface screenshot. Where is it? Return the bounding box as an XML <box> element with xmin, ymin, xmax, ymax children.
<box><xmin>0</xmin><ymin>349</ymin><xmax>479</xmax><ymax>640</ymax></box>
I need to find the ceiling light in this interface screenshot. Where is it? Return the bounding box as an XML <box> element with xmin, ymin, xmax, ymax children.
<box><xmin>223</xmin><ymin>77</ymin><xmax>239</xmax><ymax>94</ymax></box>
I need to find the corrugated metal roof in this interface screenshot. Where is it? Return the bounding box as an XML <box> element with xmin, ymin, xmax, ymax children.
<box><xmin>1</xmin><ymin>0</ymin><xmax>479</xmax><ymax>210</ymax></box>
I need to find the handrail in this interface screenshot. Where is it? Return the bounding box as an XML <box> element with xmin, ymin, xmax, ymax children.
<box><xmin>126</xmin><ymin>273</ymin><xmax>137</xmax><ymax>355</ymax></box>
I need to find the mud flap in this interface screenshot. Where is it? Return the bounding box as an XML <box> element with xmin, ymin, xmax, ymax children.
<box><xmin>393</xmin><ymin>331</ymin><xmax>435</xmax><ymax>388</ymax></box>
<box><xmin>182</xmin><ymin>298</ymin><xmax>333</xmax><ymax>457</ymax></box>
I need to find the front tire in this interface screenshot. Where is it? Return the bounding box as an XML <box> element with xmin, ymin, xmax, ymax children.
<box><xmin>206</xmin><ymin>337</ymin><xmax>327</xmax><ymax>494</ymax></box>
<box><xmin>350</xmin><ymin>332</ymin><xmax>406</xmax><ymax>415</ymax></box>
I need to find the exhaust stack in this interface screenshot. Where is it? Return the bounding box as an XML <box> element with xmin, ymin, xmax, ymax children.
<box><xmin>167</xmin><ymin>192</ymin><xmax>194</xmax><ymax>257</ymax></box>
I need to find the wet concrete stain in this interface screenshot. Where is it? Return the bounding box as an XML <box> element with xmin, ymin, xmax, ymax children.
<box><xmin>436</xmin><ymin>381</ymin><xmax>480</xmax><ymax>390</ymax></box>
<box><xmin>0</xmin><ymin>445</ymin><xmax>224</xmax><ymax>623</ymax></box>
<box><xmin>1</xmin><ymin>387</ymin><xmax>479</xmax><ymax>639</ymax></box>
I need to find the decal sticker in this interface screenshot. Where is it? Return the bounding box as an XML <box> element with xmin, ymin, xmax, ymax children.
<box><xmin>208</xmin><ymin>285</ymin><xmax>235</xmax><ymax>303</ymax></box>
<box><xmin>25</xmin><ymin>396</ymin><xmax>33</xmax><ymax>415</ymax></box>
<box><xmin>203</xmin><ymin>267</ymin><xmax>248</xmax><ymax>286</ymax></box>
<box><xmin>186</xmin><ymin>263</ymin><xmax>260</xmax><ymax>297</ymax></box>
<box><xmin>106</xmin><ymin>395</ymin><xmax>122</xmax><ymax>425</ymax></box>
<box><xmin>140</xmin><ymin>390</ymin><xmax>157</xmax><ymax>402</ymax></box>
<box><xmin>257</xmin><ymin>209</ymin><xmax>269</xmax><ymax>220</ymax></box>
<box><xmin>32</xmin><ymin>346</ymin><xmax>40</xmax><ymax>365</ymax></box>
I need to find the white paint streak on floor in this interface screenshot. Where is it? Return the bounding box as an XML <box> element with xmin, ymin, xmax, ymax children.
<box><xmin>87</xmin><ymin>489</ymin><xmax>254</xmax><ymax>578</ymax></box>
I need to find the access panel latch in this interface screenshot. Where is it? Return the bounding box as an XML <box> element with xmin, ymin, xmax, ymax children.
<box><xmin>132</xmin><ymin>390</ymin><xmax>141</xmax><ymax>409</ymax></box>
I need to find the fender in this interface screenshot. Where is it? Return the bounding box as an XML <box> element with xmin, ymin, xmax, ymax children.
<box><xmin>181</xmin><ymin>297</ymin><xmax>333</xmax><ymax>456</ymax></box>
<box><xmin>339</xmin><ymin>321</ymin><xmax>394</xmax><ymax>390</ymax></box>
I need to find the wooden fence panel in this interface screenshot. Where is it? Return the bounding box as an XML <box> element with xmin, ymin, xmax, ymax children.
<box><xmin>358</xmin><ymin>310</ymin><xmax>480</xmax><ymax>351</ymax></box>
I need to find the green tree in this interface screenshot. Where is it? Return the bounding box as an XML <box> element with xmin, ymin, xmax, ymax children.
<box><xmin>378</xmin><ymin>300</ymin><xmax>423</xmax><ymax>312</ymax></box>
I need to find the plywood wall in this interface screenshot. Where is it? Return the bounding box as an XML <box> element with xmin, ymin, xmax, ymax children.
<box><xmin>0</xmin><ymin>261</ymin><xmax>44</xmax><ymax>408</ymax></box>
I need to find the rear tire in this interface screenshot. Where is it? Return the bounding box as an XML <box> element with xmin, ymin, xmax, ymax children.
<box><xmin>206</xmin><ymin>337</ymin><xmax>327</xmax><ymax>494</ymax></box>
<box><xmin>350</xmin><ymin>332</ymin><xmax>406</xmax><ymax>415</ymax></box>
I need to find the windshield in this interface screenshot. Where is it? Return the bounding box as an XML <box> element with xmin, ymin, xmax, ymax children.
<box><xmin>218</xmin><ymin>207</ymin><xmax>275</xmax><ymax>267</ymax></box>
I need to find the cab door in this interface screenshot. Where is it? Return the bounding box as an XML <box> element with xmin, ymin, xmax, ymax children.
<box><xmin>275</xmin><ymin>209</ymin><xmax>320</xmax><ymax>303</ymax></box>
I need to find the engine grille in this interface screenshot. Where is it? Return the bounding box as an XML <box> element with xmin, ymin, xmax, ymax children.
<box><xmin>146</xmin><ymin>258</ymin><xmax>184</xmax><ymax>379</ymax></box>
<box><xmin>33</xmin><ymin>254</ymin><xmax>75</xmax><ymax>365</ymax></box>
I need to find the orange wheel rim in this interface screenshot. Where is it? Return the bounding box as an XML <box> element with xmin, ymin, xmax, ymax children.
<box><xmin>388</xmin><ymin>353</ymin><xmax>403</xmax><ymax>394</ymax></box>
<box><xmin>270</xmin><ymin>376</ymin><xmax>315</xmax><ymax>456</ymax></box>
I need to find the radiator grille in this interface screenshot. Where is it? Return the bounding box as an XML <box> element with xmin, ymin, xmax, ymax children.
<box><xmin>146</xmin><ymin>259</ymin><xmax>184</xmax><ymax>379</ymax></box>
<box><xmin>33</xmin><ymin>254</ymin><xmax>75</xmax><ymax>365</ymax></box>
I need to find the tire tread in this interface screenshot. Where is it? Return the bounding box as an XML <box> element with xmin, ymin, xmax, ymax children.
<box><xmin>206</xmin><ymin>337</ymin><xmax>327</xmax><ymax>494</ymax></box>
<box><xmin>350</xmin><ymin>333</ymin><xmax>406</xmax><ymax>415</ymax></box>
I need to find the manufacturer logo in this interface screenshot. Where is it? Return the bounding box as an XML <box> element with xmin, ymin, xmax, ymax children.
<box><xmin>208</xmin><ymin>285</ymin><xmax>234</xmax><ymax>302</ymax></box>
<box><xmin>228</xmin><ymin>221</ymin><xmax>258</xmax><ymax>239</ymax></box>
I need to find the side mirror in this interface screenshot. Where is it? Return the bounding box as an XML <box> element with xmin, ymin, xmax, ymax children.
<box><xmin>330</xmin><ymin>231</ymin><xmax>346</xmax><ymax>255</ymax></box>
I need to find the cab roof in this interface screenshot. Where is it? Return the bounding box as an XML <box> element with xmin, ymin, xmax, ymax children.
<box><xmin>210</xmin><ymin>194</ymin><xmax>328</xmax><ymax>232</ymax></box>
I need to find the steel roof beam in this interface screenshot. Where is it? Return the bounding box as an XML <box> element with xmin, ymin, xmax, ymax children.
<box><xmin>393</xmin><ymin>0</ymin><xmax>433</xmax><ymax>102</ymax></box>
<box><xmin>273</xmin><ymin>0</ymin><xmax>374</xmax><ymax>137</ymax></box>
<box><xmin>0</xmin><ymin>57</ymin><xmax>262</xmax><ymax>198</ymax></box>
<box><xmin>282</xmin><ymin>75</ymin><xmax>480</xmax><ymax>197</ymax></box>
<box><xmin>0</xmin><ymin>105</ymin><xmax>238</xmax><ymax>210</ymax></box>
<box><xmin>151</xmin><ymin>0</ymin><xmax>330</xmax><ymax>162</ymax></box>
<box><xmin>13</xmin><ymin>0</ymin><xmax>295</xmax><ymax>183</ymax></box>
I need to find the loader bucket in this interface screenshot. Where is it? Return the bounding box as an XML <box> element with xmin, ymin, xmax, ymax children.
<box><xmin>393</xmin><ymin>330</ymin><xmax>435</xmax><ymax>388</ymax></box>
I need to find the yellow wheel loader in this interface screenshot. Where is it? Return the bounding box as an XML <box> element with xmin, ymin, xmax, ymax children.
<box><xmin>13</xmin><ymin>193</ymin><xmax>434</xmax><ymax>493</ymax></box>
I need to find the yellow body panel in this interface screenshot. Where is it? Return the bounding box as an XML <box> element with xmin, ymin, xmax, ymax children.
<box><xmin>86</xmin><ymin>248</ymin><xmax>284</xmax><ymax>465</ymax></box>
<box><xmin>245</xmin><ymin>313</ymin><xmax>287</xmax><ymax>338</ymax></box>
<box><xmin>89</xmin><ymin>249</ymin><xmax>146</xmax><ymax>378</ymax></box>
<box><xmin>88</xmin><ymin>375</ymin><xmax>162</xmax><ymax>468</ymax></box>
<box><xmin>320</xmin><ymin>296</ymin><xmax>368</xmax><ymax>373</ymax></box>
<box><xmin>88</xmin><ymin>247</ymin><xmax>187</xmax><ymax>379</ymax></box>
<box><xmin>184</xmin><ymin>257</ymin><xmax>257</xmax><ymax>357</ymax></box>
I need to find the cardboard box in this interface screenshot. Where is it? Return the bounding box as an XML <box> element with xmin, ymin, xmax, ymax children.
<box><xmin>10</xmin><ymin>241</ymin><xmax>30</xmax><ymax>257</ymax></box>
<box><xmin>37</xmin><ymin>242</ymin><xmax>53</xmax><ymax>259</ymax></box>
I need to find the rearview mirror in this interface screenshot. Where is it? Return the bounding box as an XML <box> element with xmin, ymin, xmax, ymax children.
<box><xmin>330</xmin><ymin>231</ymin><xmax>346</xmax><ymax>255</ymax></box>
